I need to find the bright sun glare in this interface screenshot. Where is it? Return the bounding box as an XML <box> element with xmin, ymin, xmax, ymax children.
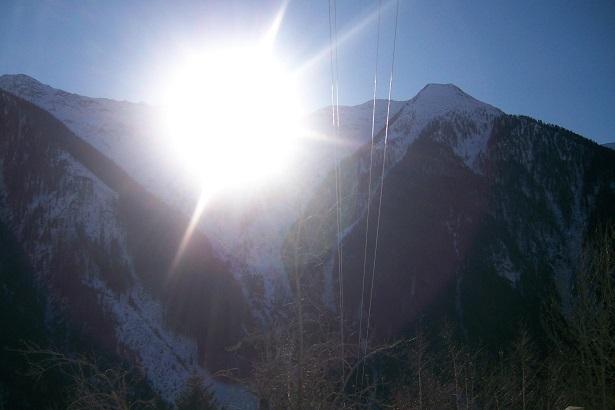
<box><xmin>163</xmin><ymin>44</ymin><xmax>303</xmax><ymax>196</ymax></box>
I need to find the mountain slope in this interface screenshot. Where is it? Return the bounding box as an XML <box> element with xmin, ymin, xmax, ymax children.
<box><xmin>0</xmin><ymin>89</ymin><xmax>253</xmax><ymax>406</ymax></box>
<box><xmin>0</xmin><ymin>74</ymin><xmax>405</xmax><ymax>284</ymax></box>
<box><xmin>0</xmin><ymin>219</ymin><xmax>66</xmax><ymax>407</ymax></box>
<box><xmin>0</xmin><ymin>74</ymin><xmax>184</xmax><ymax>205</ymax></box>
<box><xmin>286</xmin><ymin>84</ymin><xmax>502</xmax><ymax>300</ymax></box>
<box><xmin>290</xmin><ymin>84</ymin><xmax>615</xmax><ymax>347</ymax></box>
<box><xmin>2</xmin><ymin>74</ymin><xmax>613</xmax><ymax>404</ymax></box>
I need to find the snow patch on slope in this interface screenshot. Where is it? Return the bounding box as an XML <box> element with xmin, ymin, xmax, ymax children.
<box><xmin>85</xmin><ymin>275</ymin><xmax>255</xmax><ymax>408</ymax></box>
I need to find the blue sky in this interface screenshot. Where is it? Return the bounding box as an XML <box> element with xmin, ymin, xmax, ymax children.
<box><xmin>1</xmin><ymin>0</ymin><xmax>614</xmax><ymax>143</ymax></box>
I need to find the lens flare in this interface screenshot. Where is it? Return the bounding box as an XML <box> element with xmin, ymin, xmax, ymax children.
<box><xmin>162</xmin><ymin>45</ymin><xmax>304</xmax><ymax>196</ymax></box>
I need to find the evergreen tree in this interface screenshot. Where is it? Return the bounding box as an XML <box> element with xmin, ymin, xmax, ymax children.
<box><xmin>175</xmin><ymin>375</ymin><xmax>219</xmax><ymax>410</ymax></box>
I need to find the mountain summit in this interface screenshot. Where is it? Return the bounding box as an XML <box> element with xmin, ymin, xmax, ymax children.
<box><xmin>413</xmin><ymin>83</ymin><xmax>501</xmax><ymax>114</ymax></box>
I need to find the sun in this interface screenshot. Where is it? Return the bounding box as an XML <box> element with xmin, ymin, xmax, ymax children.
<box><xmin>162</xmin><ymin>44</ymin><xmax>304</xmax><ymax>197</ymax></box>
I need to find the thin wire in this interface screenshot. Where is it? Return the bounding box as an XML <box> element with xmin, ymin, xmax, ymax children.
<box><xmin>328</xmin><ymin>0</ymin><xmax>345</xmax><ymax>388</ymax></box>
<box><xmin>363</xmin><ymin>0</ymin><xmax>400</xmax><ymax>375</ymax></box>
<box><xmin>334</xmin><ymin>2</ymin><xmax>345</xmax><ymax>376</ymax></box>
<box><xmin>334</xmin><ymin>0</ymin><xmax>345</xmax><ymax>376</ymax></box>
<box><xmin>356</xmin><ymin>0</ymin><xmax>381</xmax><ymax>385</ymax></box>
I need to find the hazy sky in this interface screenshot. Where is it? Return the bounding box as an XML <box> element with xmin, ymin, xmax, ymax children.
<box><xmin>1</xmin><ymin>0</ymin><xmax>614</xmax><ymax>143</ymax></box>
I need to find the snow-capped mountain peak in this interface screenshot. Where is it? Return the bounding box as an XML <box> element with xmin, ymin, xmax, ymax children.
<box><xmin>410</xmin><ymin>83</ymin><xmax>502</xmax><ymax>117</ymax></box>
<box><xmin>0</xmin><ymin>74</ymin><xmax>50</xmax><ymax>96</ymax></box>
<box><xmin>374</xmin><ymin>83</ymin><xmax>503</xmax><ymax>174</ymax></box>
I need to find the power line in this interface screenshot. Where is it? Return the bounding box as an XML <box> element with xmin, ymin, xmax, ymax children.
<box><xmin>328</xmin><ymin>0</ymin><xmax>345</xmax><ymax>388</ymax></box>
<box><xmin>363</xmin><ymin>0</ymin><xmax>400</xmax><ymax>377</ymax></box>
<box><xmin>357</xmin><ymin>0</ymin><xmax>382</xmax><ymax>386</ymax></box>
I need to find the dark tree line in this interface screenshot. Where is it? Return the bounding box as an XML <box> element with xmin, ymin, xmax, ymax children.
<box><xmin>238</xmin><ymin>226</ymin><xmax>614</xmax><ymax>409</ymax></box>
<box><xmin>4</xmin><ymin>226</ymin><xmax>613</xmax><ymax>409</ymax></box>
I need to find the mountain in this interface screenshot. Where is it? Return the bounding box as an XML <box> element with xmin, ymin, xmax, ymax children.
<box><xmin>1</xmin><ymin>75</ymin><xmax>613</xmax><ymax>405</ymax></box>
<box><xmin>0</xmin><ymin>75</ymin><xmax>406</xmax><ymax>405</ymax></box>
<box><xmin>289</xmin><ymin>83</ymin><xmax>615</xmax><ymax>347</ymax></box>
<box><xmin>0</xmin><ymin>74</ymin><xmax>194</xmax><ymax>208</ymax></box>
<box><xmin>603</xmin><ymin>142</ymin><xmax>615</xmax><ymax>150</ymax></box>
<box><xmin>0</xmin><ymin>74</ymin><xmax>404</xmax><ymax>292</ymax></box>
<box><xmin>0</xmin><ymin>89</ymin><xmax>253</xmax><ymax>406</ymax></box>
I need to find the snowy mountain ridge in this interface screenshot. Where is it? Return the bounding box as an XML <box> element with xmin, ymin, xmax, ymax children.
<box><xmin>0</xmin><ymin>74</ymin><xmax>406</xmax><ymax>287</ymax></box>
<box><xmin>3</xmin><ymin>74</ymin><xmax>611</xmax><ymax>407</ymax></box>
<box><xmin>0</xmin><ymin>74</ymin><xmax>507</xmax><ymax>307</ymax></box>
<box><xmin>381</xmin><ymin>83</ymin><xmax>502</xmax><ymax>172</ymax></box>
<box><xmin>0</xmin><ymin>74</ymin><xmax>188</xmax><ymax>211</ymax></box>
